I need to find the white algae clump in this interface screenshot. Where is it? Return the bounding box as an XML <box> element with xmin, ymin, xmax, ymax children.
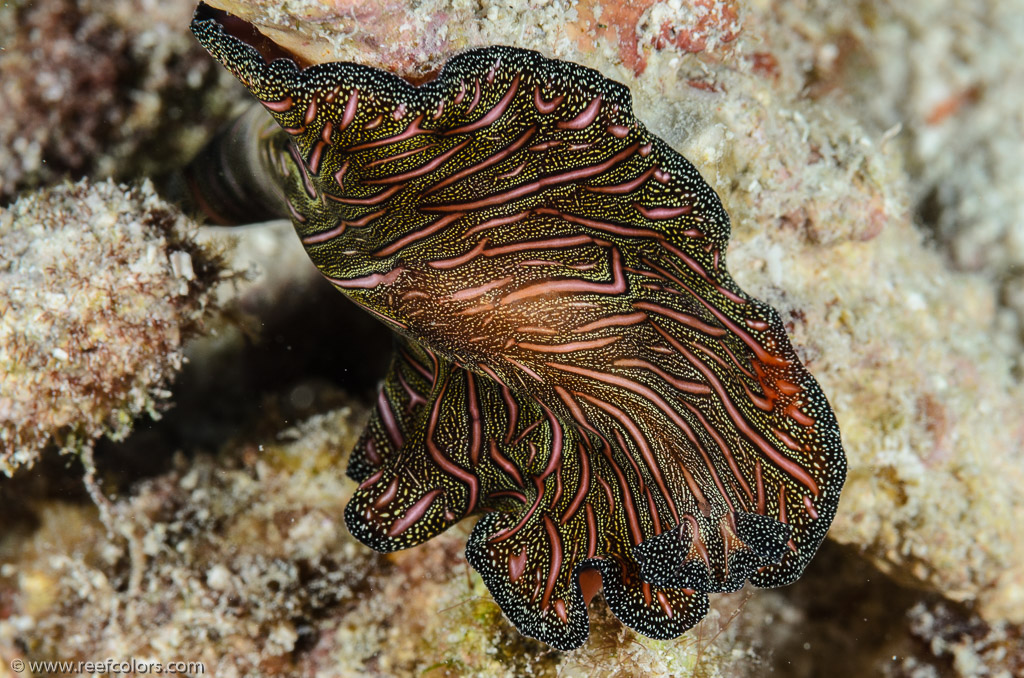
<box><xmin>0</xmin><ymin>179</ymin><xmax>220</xmax><ymax>474</ymax></box>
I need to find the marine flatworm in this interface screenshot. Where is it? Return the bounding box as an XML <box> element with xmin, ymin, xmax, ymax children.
<box><xmin>189</xmin><ymin>3</ymin><xmax>846</xmax><ymax>651</ymax></box>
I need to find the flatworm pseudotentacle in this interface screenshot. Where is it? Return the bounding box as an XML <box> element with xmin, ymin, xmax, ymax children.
<box><xmin>190</xmin><ymin>3</ymin><xmax>846</xmax><ymax>651</ymax></box>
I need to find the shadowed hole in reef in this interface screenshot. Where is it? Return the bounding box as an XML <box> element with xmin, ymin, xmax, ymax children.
<box><xmin>135</xmin><ymin>272</ymin><xmax>389</xmax><ymax>453</ymax></box>
<box><xmin>115</xmin><ymin>271</ymin><xmax>390</xmax><ymax>475</ymax></box>
<box><xmin>0</xmin><ymin>273</ymin><xmax>390</xmax><ymax>521</ymax></box>
<box><xmin>759</xmin><ymin>540</ymin><xmax>952</xmax><ymax>678</ymax></box>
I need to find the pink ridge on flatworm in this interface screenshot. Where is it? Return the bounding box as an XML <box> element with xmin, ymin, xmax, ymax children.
<box><xmin>189</xmin><ymin>3</ymin><xmax>847</xmax><ymax>652</ymax></box>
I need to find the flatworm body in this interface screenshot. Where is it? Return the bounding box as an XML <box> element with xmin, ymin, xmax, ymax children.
<box><xmin>190</xmin><ymin>4</ymin><xmax>846</xmax><ymax>651</ymax></box>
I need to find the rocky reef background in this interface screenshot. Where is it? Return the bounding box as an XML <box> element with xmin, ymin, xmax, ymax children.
<box><xmin>2</xmin><ymin>0</ymin><xmax>1023</xmax><ymax>676</ymax></box>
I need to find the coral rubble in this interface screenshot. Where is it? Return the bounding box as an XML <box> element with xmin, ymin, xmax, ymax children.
<box><xmin>0</xmin><ymin>179</ymin><xmax>221</xmax><ymax>474</ymax></box>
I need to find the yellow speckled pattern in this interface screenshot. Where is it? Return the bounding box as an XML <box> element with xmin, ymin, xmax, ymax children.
<box><xmin>191</xmin><ymin>4</ymin><xmax>845</xmax><ymax>650</ymax></box>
